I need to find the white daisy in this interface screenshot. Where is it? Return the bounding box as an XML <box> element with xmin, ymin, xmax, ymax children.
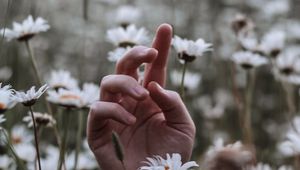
<box><xmin>0</xmin><ymin>15</ymin><xmax>50</xmax><ymax>41</ymax></box>
<box><xmin>0</xmin><ymin>66</ymin><xmax>12</xmax><ymax>81</ymax></box>
<box><xmin>23</xmin><ymin>112</ymin><xmax>56</xmax><ymax>128</ymax></box>
<box><xmin>170</xmin><ymin>70</ymin><xmax>201</xmax><ymax>91</ymax></box>
<box><xmin>27</xmin><ymin>145</ymin><xmax>60</xmax><ymax>170</ymax></box>
<box><xmin>81</xmin><ymin>83</ymin><xmax>100</xmax><ymax>109</ymax></box>
<box><xmin>231</xmin><ymin>51</ymin><xmax>268</xmax><ymax>69</ymax></box>
<box><xmin>0</xmin><ymin>83</ymin><xmax>15</xmax><ymax>113</ymax></box>
<box><xmin>194</xmin><ymin>89</ymin><xmax>233</xmax><ymax>119</ymax></box>
<box><xmin>0</xmin><ymin>115</ymin><xmax>6</xmax><ymax>124</ymax></box>
<box><xmin>107</xmin><ymin>47</ymin><xmax>132</xmax><ymax>62</ymax></box>
<box><xmin>278</xmin><ymin>165</ymin><xmax>293</xmax><ymax>170</ymax></box>
<box><xmin>278</xmin><ymin>116</ymin><xmax>300</xmax><ymax>157</ymax></box>
<box><xmin>12</xmin><ymin>84</ymin><xmax>49</xmax><ymax>106</ymax></box>
<box><xmin>0</xmin><ymin>155</ymin><xmax>12</xmax><ymax>169</ymax></box>
<box><xmin>262</xmin><ymin>0</ymin><xmax>290</xmax><ymax>18</ymax></box>
<box><xmin>47</xmin><ymin>69</ymin><xmax>78</xmax><ymax>90</ymax></box>
<box><xmin>115</xmin><ymin>5</ymin><xmax>141</xmax><ymax>27</ymax></box>
<box><xmin>275</xmin><ymin>50</ymin><xmax>300</xmax><ymax>76</ymax></box>
<box><xmin>195</xmin><ymin>96</ymin><xmax>225</xmax><ymax>119</ymax></box>
<box><xmin>10</xmin><ymin>126</ymin><xmax>36</xmax><ymax>162</ymax></box>
<box><xmin>11</xmin><ymin>125</ymin><xmax>33</xmax><ymax>145</ymax></box>
<box><xmin>106</xmin><ymin>24</ymin><xmax>149</xmax><ymax>47</ymax></box>
<box><xmin>260</xmin><ymin>30</ymin><xmax>286</xmax><ymax>58</ymax></box>
<box><xmin>65</xmin><ymin>152</ymin><xmax>98</xmax><ymax>170</ymax></box>
<box><xmin>47</xmin><ymin>88</ymin><xmax>83</xmax><ymax>108</ymax></box>
<box><xmin>172</xmin><ymin>35</ymin><xmax>212</xmax><ymax>63</ymax></box>
<box><xmin>204</xmin><ymin>138</ymin><xmax>254</xmax><ymax>170</ymax></box>
<box><xmin>237</xmin><ymin>32</ymin><xmax>259</xmax><ymax>52</ymax></box>
<box><xmin>250</xmin><ymin>163</ymin><xmax>272</xmax><ymax>170</ymax></box>
<box><xmin>14</xmin><ymin>143</ymin><xmax>36</xmax><ymax>162</ymax></box>
<box><xmin>139</xmin><ymin>153</ymin><xmax>199</xmax><ymax>170</ymax></box>
<box><xmin>231</xmin><ymin>14</ymin><xmax>255</xmax><ymax>34</ymax></box>
<box><xmin>286</xmin><ymin>20</ymin><xmax>300</xmax><ymax>40</ymax></box>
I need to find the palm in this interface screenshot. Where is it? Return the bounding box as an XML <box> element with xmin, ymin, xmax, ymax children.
<box><xmin>87</xmin><ymin>24</ymin><xmax>195</xmax><ymax>170</ymax></box>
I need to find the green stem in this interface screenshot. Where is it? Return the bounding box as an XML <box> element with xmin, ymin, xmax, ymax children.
<box><xmin>295</xmin><ymin>155</ymin><xmax>300</xmax><ymax>169</ymax></box>
<box><xmin>180</xmin><ymin>61</ymin><xmax>187</xmax><ymax>99</ymax></box>
<box><xmin>282</xmin><ymin>82</ymin><xmax>296</xmax><ymax>116</ymax></box>
<box><xmin>74</xmin><ymin>110</ymin><xmax>84</xmax><ymax>169</ymax></box>
<box><xmin>243</xmin><ymin>69</ymin><xmax>256</xmax><ymax>144</ymax></box>
<box><xmin>57</xmin><ymin>109</ymin><xmax>71</xmax><ymax>170</ymax></box>
<box><xmin>1</xmin><ymin>129</ymin><xmax>27</xmax><ymax>170</ymax></box>
<box><xmin>25</xmin><ymin>40</ymin><xmax>62</xmax><ymax>151</ymax></box>
<box><xmin>25</xmin><ymin>40</ymin><xmax>42</xmax><ymax>86</ymax></box>
<box><xmin>83</xmin><ymin>0</ymin><xmax>89</xmax><ymax>21</ymax></box>
<box><xmin>29</xmin><ymin>107</ymin><xmax>42</xmax><ymax>170</ymax></box>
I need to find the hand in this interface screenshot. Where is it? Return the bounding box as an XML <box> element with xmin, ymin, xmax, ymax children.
<box><xmin>87</xmin><ymin>24</ymin><xmax>196</xmax><ymax>170</ymax></box>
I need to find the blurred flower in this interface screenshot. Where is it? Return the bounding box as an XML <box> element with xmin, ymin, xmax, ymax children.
<box><xmin>238</xmin><ymin>32</ymin><xmax>259</xmax><ymax>52</ymax></box>
<box><xmin>172</xmin><ymin>35</ymin><xmax>212</xmax><ymax>63</ymax></box>
<box><xmin>262</xmin><ymin>0</ymin><xmax>290</xmax><ymax>18</ymax></box>
<box><xmin>27</xmin><ymin>145</ymin><xmax>60</xmax><ymax>170</ymax></box>
<box><xmin>170</xmin><ymin>70</ymin><xmax>201</xmax><ymax>91</ymax></box>
<box><xmin>249</xmin><ymin>163</ymin><xmax>271</xmax><ymax>170</ymax></box>
<box><xmin>0</xmin><ymin>115</ymin><xmax>6</xmax><ymax>124</ymax></box>
<box><xmin>66</xmin><ymin>152</ymin><xmax>98</xmax><ymax>169</ymax></box>
<box><xmin>47</xmin><ymin>88</ymin><xmax>82</xmax><ymax>108</ymax></box>
<box><xmin>278</xmin><ymin>165</ymin><xmax>293</xmax><ymax>170</ymax></box>
<box><xmin>47</xmin><ymin>70</ymin><xmax>78</xmax><ymax>90</ymax></box>
<box><xmin>10</xmin><ymin>125</ymin><xmax>35</xmax><ymax>162</ymax></box>
<box><xmin>0</xmin><ymin>67</ymin><xmax>12</xmax><ymax>81</ymax></box>
<box><xmin>275</xmin><ymin>50</ymin><xmax>300</xmax><ymax>76</ymax></box>
<box><xmin>278</xmin><ymin>116</ymin><xmax>300</xmax><ymax>157</ymax></box>
<box><xmin>231</xmin><ymin>14</ymin><xmax>254</xmax><ymax>34</ymax></box>
<box><xmin>0</xmin><ymin>15</ymin><xmax>50</xmax><ymax>41</ymax></box>
<box><xmin>106</xmin><ymin>24</ymin><xmax>149</xmax><ymax>48</ymax></box>
<box><xmin>195</xmin><ymin>90</ymin><xmax>233</xmax><ymax>119</ymax></box>
<box><xmin>0</xmin><ymin>155</ymin><xmax>12</xmax><ymax>169</ymax></box>
<box><xmin>23</xmin><ymin>112</ymin><xmax>56</xmax><ymax>128</ymax></box>
<box><xmin>231</xmin><ymin>51</ymin><xmax>268</xmax><ymax>69</ymax></box>
<box><xmin>260</xmin><ymin>30</ymin><xmax>285</xmax><ymax>58</ymax></box>
<box><xmin>107</xmin><ymin>47</ymin><xmax>132</xmax><ymax>62</ymax></box>
<box><xmin>47</xmin><ymin>82</ymin><xmax>99</xmax><ymax>109</ymax></box>
<box><xmin>204</xmin><ymin>138</ymin><xmax>255</xmax><ymax>170</ymax></box>
<box><xmin>12</xmin><ymin>84</ymin><xmax>49</xmax><ymax>106</ymax></box>
<box><xmin>285</xmin><ymin>20</ymin><xmax>300</xmax><ymax>40</ymax></box>
<box><xmin>11</xmin><ymin>125</ymin><xmax>33</xmax><ymax>145</ymax></box>
<box><xmin>0</xmin><ymin>83</ymin><xmax>15</xmax><ymax>113</ymax></box>
<box><xmin>81</xmin><ymin>83</ymin><xmax>100</xmax><ymax>109</ymax></box>
<box><xmin>14</xmin><ymin>143</ymin><xmax>36</xmax><ymax>162</ymax></box>
<box><xmin>195</xmin><ymin>96</ymin><xmax>225</xmax><ymax>119</ymax></box>
<box><xmin>115</xmin><ymin>5</ymin><xmax>141</xmax><ymax>27</ymax></box>
<box><xmin>139</xmin><ymin>153</ymin><xmax>199</xmax><ymax>170</ymax></box>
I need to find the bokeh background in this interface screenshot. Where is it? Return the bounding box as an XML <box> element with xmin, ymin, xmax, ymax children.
<box><xmin>1</xmin><ymin>0</ymin><xmax>300</xmax><ymax>169</ymax></box>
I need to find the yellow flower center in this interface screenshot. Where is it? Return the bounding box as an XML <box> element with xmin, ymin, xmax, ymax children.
<box><xmin>60</xmin><ymin>94</ymin><xmax>80</xmax><ymax>100</ymax></box>
<box><xmin>0</xmin><ymin>103</ymin><xmax>6</xmax><ymax>110</ymax></box>
<box><xmin>12</xmin><ymin>136</ymin><xmax>22</xmax><ymax>145</ymax></box>
<box><xmin>165</xmin><ymin>166</ymin><xmax>170</xmax><ymax>170</ymax></box>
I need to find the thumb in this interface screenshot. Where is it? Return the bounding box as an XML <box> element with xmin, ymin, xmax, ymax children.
<box><xmin>147</xmin><ymin>81</ymin><xmax>193</xmax><ymax>125</ymax></box>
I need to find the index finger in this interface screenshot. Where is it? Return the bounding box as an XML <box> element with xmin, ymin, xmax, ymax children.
<box><xmin>143</xmin><ymin>24</ymin><xmax>173</xmax><ymax>87</ymax></box>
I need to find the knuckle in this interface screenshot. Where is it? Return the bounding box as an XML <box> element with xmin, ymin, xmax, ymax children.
<box><xmin>100</xmin><ymin>75</ymin><xmax>114</xmax><ymax>87</ymax></box>
<box><xmin>168</xmin><ymin>91</ymin><xmax>180</xmax><ymax>99</ymax></box>
<box><xmin>89</xmin><ymin>103</ymin><xmax>99</xmax><ymax>118</ymax></box>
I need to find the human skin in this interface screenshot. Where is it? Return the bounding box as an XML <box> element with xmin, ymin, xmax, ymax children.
<box><xmin>87</xmin><ymin>24</ymin><xmax>196</xmax><ymax>170</ymax></box>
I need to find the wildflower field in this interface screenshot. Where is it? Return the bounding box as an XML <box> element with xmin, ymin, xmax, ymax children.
<box><xmin>0</xmin><ymin>0</ymin><xmax>300</xmax><ymax>169</ymax></box>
